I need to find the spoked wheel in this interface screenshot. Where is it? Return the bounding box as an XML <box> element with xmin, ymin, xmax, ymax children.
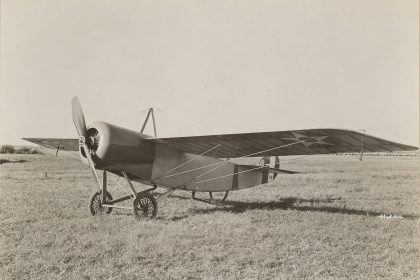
<box><xmin>132</xmin><ymin>193</ymin><xmax>158</xmax><ymax>220</ymax></box>
<box><xmin>209</xmin><ymin>191</ymin><xmax>229</xmax><ymax>202</ymax></box>
<box><xmin>89</xmin><ymin>191</ymin><xmax>113</xmax><ymax>215</ymax></box>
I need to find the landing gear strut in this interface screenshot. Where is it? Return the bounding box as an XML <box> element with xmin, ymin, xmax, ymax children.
<box><xmin>209</xmin><ymin>191</ymin><xmax>229</xmax><ymax>202</ymax></box>
<box><xmin>191</xmin><ymin>191</ymin><xmax>229</xmax><ymax>207</ymax></box>
<box><xmin>86</xmin><ymin>168</ymin><xmax>173</xmax><ymax>220</ymax></box>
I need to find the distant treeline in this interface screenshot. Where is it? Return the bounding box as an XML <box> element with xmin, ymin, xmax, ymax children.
<box><xmin>0</xmin><ymin>145</ymin><xmax>42</xmax><ymax>154</ymax></box>
<box><xmin>334</xmin><ymin>152</ymin><xmax>419</xmax><ymax>157</ymax></box>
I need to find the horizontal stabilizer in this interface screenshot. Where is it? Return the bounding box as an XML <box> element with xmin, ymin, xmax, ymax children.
<box><xmin>268</xmin><ymin>167</ymin><xmax>300</xmax><ymax>174</ymax></box>
<box><xmin>238</xmin><ymin>164</ymin><xmax>300</xmax><ymax>175</ymax></box>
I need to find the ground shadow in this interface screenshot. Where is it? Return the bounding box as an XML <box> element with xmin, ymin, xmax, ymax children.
<box><xmin>169</xmin><ymin>194</ymin><xmax>418</xmax><ymax>220</ymax></box>
<box><xmin>0</xmin><ymin>159</ymin><xmax>28</xmax><ymax>164</ymax></box>
<box><xmin>101</xmin><ymin>194</ymin><xmax>418</xmax><ymax>221</ymax></box>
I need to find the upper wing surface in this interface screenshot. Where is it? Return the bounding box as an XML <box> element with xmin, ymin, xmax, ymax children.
<box><xmin>150</xmin><ymin>129</ymin><xmax>417</xmax><ymax>158</ymax></box>
<box><xmin>22</xmin><ymin>138</ymin><xmax>79</xmax><ymax>152</ymax></box>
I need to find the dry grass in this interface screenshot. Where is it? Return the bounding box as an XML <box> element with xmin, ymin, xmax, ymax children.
<box><xmin>0</xmin><ymin>154</ymin><xmax>418</xmax><ymax>279</ymax></box>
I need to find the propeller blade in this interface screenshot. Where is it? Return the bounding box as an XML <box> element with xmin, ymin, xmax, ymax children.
<box><xmin>71</xmin><ymin>96</ymin><xmax>87</xmax><ymax>137</ymax></box>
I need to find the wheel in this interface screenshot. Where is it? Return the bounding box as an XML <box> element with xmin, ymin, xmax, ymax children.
<box><xmin>89</xmin><ymin>191</ymin><xmax>113</xmax><ymax>215</ymax></box>
<box><xmin>132</xmin><ymin>193</ymin><xmax>157</xmax><ymax>220</ymax></box>
<box><xmin>209</xmin><ymin>191</ymin><xmax>229</xmax><ymax>202</ymax></box>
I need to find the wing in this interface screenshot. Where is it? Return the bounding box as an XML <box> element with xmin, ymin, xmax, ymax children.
<box><xmin>150</xmin><ymin>129</ymin><xmax>418</xmax><ymax>158</ymax></box>
<box><xmin>22</xmin><ymin>138</ymin><xmax>79</xmax><ymax>152</ymax></box>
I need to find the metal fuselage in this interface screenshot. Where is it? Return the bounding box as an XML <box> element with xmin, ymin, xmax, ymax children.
<box><xmin>80</xmin><ymin>122</ymin><xmax>268</xmax><ymax>192</ymax></box>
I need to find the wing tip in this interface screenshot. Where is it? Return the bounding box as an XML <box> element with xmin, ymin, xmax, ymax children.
<box><xmin>402</xmin><ymin>145</ymin><xmax>419</xmax><ymax>151</ymax></box>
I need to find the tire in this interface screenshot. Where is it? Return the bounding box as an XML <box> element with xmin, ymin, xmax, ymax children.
<box><xmin>89</xmin><ymin>191</ymin><xmax>113</xmax><ymax>215</ymax></box>
<box><xmin>132</xmin><ymin>193</ymin><xmax>158</xmax><ymax>220</ymax></box>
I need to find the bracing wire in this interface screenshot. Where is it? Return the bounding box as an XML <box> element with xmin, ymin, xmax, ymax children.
<box><xmin>165</xmin><ymin>144</ymin><xmax>222</xmax><ymax>175</ymax></box>
<box><xmin>165</xmin><ymin>139</ymin><xmax>310</xmax><ymax>189</ymax></box>
<box><xmin>195</xmin><ymin>165</ymin><xmax>266</xmax><ymax>184</ymax></box>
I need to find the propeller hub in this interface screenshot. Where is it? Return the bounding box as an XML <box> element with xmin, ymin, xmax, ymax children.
<box><xmin>86</xmin><ymin>128</ymin><xmax>100</xmax><ymax>152</ymax></box>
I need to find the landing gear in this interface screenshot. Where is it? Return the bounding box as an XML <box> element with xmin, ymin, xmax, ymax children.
<box><xmin>209</xmin><ymin>191</ymin><xmax>229</xmax><ymax>202</ymax></box>
<box><xmin>132</xmin><ymin>193</ymin><xmax>158</xmax><ymax>220</ymax></box>
<box><xmin>89</xmin><ymin>190</ymin><xmax>113</xmax><ymax>215</ymax></box>
<box><xmin>86</xmin><ymin>169</ymin><xmax>175</xmax><ymax>220</ymax></box>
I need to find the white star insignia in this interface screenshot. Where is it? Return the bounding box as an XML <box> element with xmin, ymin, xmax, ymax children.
<box><xmin>282</xmin><ymin>132</ymin><xmax>333</xmax><ymax>147</ymax></box>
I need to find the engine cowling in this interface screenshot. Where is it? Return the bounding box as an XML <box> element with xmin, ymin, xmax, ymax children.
<box><xmin>79</xmin><ymin>121</ymin><xmax>156</xmax><ymax>180</ymax></box>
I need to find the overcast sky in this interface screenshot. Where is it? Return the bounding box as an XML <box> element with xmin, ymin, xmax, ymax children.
<box><xmin>1</xmin><ymin>0</ymin><xmax>418</xmax><ymax>146</ymax></box>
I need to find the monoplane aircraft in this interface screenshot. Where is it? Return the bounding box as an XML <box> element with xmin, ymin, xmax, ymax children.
<box><xmin>24</xmin><ymin>97</ymin><xmax>418</xmax><ymax>219</ymax></box>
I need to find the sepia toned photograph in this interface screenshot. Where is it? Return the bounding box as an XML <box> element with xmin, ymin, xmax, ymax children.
<box><xmin>0</xmin><ymin>1</ymin><xmax>418</xmax><ymax>279</ymax></box>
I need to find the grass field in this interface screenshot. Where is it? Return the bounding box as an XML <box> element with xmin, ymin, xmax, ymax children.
<box><xmin>0</xmin><ymin>153</ymin><xmax>419</xmax><ymax>279</ymax></box>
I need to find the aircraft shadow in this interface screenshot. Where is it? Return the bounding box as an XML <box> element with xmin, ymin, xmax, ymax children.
<box><xmin>171</xmin><ymin>195</ymin><xmax>418</xmax><ymax>220</ymax></box>
<box><xmin>108</xmin><ymin>194</ymin><xmax>418</xmax><ymax>221</ymax></box>
<box><xmin>0</xmin><ymin>159</ymin><xmax>28</xmax><ymax>164</ymax></box>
